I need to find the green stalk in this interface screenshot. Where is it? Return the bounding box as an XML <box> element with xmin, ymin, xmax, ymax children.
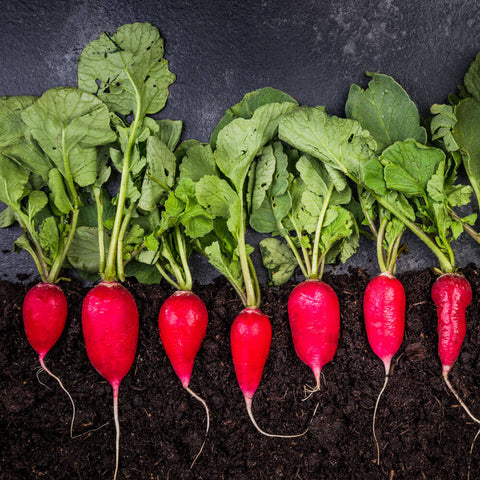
<box><xmin>16</xmin><ymin>211</ymin><xmax>50</xmax><ymax>281</ymax></box>
<box><xmin>376</xmin><ymin>195</ymin><xmax>454</xmax><ymax>273</ymax></box>
<box><xmin>386</xmin><ymin>233</ymin><xmax>402</xmax><ymax>274</ymax></box>
<box><xmin>162</xmin><ymin>238</ymin><xmax>188</xmax><ymax>291</ymax></box>
<box><xmin>104</xmin><ymin>90</ymin><xmax>142</xmax><ymax>281</ymax></box>
<box><xmin>284</xmin><ymin>233</ymin><xmax>308</xmax><ymax>278</ymax></box>
<box><xmin>376</xmin><ymin>216</ymin><xmax>388</xmax><ymax>273</ymax></box>
<box><xmin>48</xmin><ymin>208</ymin><xmax>80</xmax><ymax>284</ymax></box>
<box><xmin>93</xmin><ymin>187</ymin><xmax>106</xmax><ymax>276</ymax></box>
<box><xmin>310</xmin><ymin>184</ymin><xmax>334</xmax><ymax>279</ymax></box>
<box><xmin>174</xmin><ymin>225</ymin><xmax>192</xmax><ymax>291</ymax></box>
<box><xmin>247</xmin><ymin>256</ymin><xmax>261</xmax><ymax>308</ymax></box>
<box><xmin>288</xmin><ymin>214</ymin><xmax>312</xmax><ymax>274</ymax></box>
<box><xmin>154</xmin><ymin>262</ymin><xmax>181</xmax><ymax>290</ymax></box>
<box><xmin>116</xmin><ymin>203</ymin><xmax>135</xmax><ymax>282</ymax></box>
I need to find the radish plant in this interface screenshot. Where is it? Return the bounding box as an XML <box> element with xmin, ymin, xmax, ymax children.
<box><xmin>345</xmin><ymin>73</ymin><xmax>430</xmax><ymax>463</ymax></box>
<box><xmin>278</xmin><ymin>95</ymin><xmax>479</xmax><ymax>430</ymax></box>
<box><xmin>75</xmin><ymin>22</ymin><xmax>175</xmax><ymax>480</ymax></box>
<box><xmin>180</xmin><ymin>88</ymin><xmax>307</xmax><ymax>437</ymax></box>
<box><xmin>0</xmin><ymin>90</ymin><xmax>115</xmax><ymax>435</ymax></box>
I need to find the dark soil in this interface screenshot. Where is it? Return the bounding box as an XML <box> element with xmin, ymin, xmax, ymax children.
<box><xmin>2</xmin><ymin>266</ymin><xmax>480</xmax><ymax>480</ymax></box>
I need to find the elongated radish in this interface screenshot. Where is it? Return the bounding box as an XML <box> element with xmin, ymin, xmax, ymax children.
<box><xmin>231</xmin><ymin>307</ymin><xmax>306</xmax><ymax>438</ymax></box>
<box><xmin>82</xmin><ymin>281</ymin><xmax>139</xmax><ymax>480</ymax></box>
<box><xmin>159</xmin><ymin>290</ymin><xmax>210</xmax><ymax>466</ymax></box>
<box><xmin>363</xmin><ymin>272</ymin><xmax>405</xmax><ymax>463</ymax></box>
<box><xmin>431</xmin><ymin>273</ymin><xmax>480</xmax><ymax>423</ymax></box>
<box><xmin>23</xmin><ymin>282</ymin><xmax>76</xmax><ymax>435</ymax></box>
<box><xmin>287</xmin><ymin>279</ymin><xmax>340</xmax><ymax>391</ymax></box>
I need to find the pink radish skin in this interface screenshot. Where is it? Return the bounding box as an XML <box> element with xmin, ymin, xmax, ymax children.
<box><xmin>287</xmin><ymin>279</ymin><xmax>340</xmax><ymax>388</ymax></box>
<box><xmin>431</xmin><ymin>273</ymin><xmax>472</xmax><ymax>376</ymax></box>
<box><xmin>431</xmin><ymin>273</ymin><xmax>480</xmax><ymax>427</ymax></box>
<box><xmin>82</xmin><ymin>281</ymin><xmax>139</xmax><ymax>480</ymax></box>
<box><xmin>23</xmin><ymin>283</ymin><xmax>76</xmax><ymax>435</ymax></box>
<box><xmin>158</xmin><ymin>290</ymin><xmax>210</xmax><ymax>466</ymax></box>
<box><xmin>231</xmin><ymin>307</ymin><xmax>306</xmax><ymax>438</ymax></box>
<box><xmin>23</xmin><ymin>283</ymin><xmax>67</xmax><ymax>361</ymax></box>
<box><xmin>364</xmin><ymin>272</ymin><xmax>405</xmax><ymax>374</ymax></box>
<box><xmin>363</xmin><ymin>272</ymin><xmax>405</xmax><ymax>465</ymax></box>
<box><xmin>159</xmin><ymin>290</ymin><xmax>208</xmax><ymax>388</ymax></box>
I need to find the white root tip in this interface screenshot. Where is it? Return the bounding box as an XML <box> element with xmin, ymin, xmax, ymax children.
<box><xmin>372</xmin><ymin>375</ymin><xmax>389</xmax><ymax>466</ymax></box>
<box><xmin>39</xmin><ymin>357</ymin><xmax>76</xmax><ymax>438</ymax></box>
<box><xmin>443</xmin><ymin>374</ymin><xmax>480</xmax><ymax>425</ymax></box>
<box><xmin>186</xmin><ymin>386</ymin><xmax>210</xmax><ymax>468</ymax></box>
<box><xmin>244</xmin><ymin>396</ymin><xmax>308</xmax><ymax>438</ymax></box>
<box><xmin>113</xmin><ymin>389</ymin><xmax>120</xmax><ymax>480</ymax></box>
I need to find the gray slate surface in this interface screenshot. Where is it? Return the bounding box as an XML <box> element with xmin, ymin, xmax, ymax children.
<box><xmin>1</xmin><ymin>0</ymin><xmax>480</xmax><ymax>283</ymax></box>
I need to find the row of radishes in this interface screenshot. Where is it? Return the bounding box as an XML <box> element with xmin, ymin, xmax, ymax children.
<box><xmin>3</xmin><ymin>21</ymin><xmax>480</xmax><ymax>479</ymax></box>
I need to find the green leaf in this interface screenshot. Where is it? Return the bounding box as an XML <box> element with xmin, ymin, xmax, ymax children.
<box><xmin>430</xmin><ymin>103</ymin><xmax>459</xmax><ymax>152</ymax></box>
<box><xmin>179</xmin><ymin>141</ymin><xmax>218</xmax><ymax>182</ymax></box>
<box><xmin>78</xmin><ymin>22</ymin><xmax>176</xmax><ymax>118</ymax></box>
<box><xmin>215</xmin><ymin>101</ymin><xmax>297</xmax><ymax>190</ymax></box>
<box><xmin>0</xmin><ymin>96</ymin><xmax>51</xmax><ymax>181</ymax></box>
<box><xmin>203</xmin><ymin>240</ymin><xmax>243</xmax><ymax>288</ymax></box>
<box><xmin>0</xmin><ymin>154</ymin><xmax>30</xmax><ymax>208</ymax></box>
<box><xmin>452</xmin><ymin>98</ymin><xmax>480</xmax><ymax>204</ymax></box>
<box><xmin>345</xmin><ymin>72</ymin><xmax>426</xmax><ymax>153</ymax></box>
<box><xmin>279</xmin><ymin>106</ymin><xmax>377</xmax><ymax>184</ymax></box>
<box><xmin>259</xmin><ymin>237</ymin><xmax>298</xmax><ymax>286</ymax></box>
<box><xmin>38</xmin><ymin>217</ymin><xmax>59</xmax><ymax>262</ymax></box>
<box><xmin>196</xmin><ymin>175</ymin><xmax>239</xmax><ymax>218</ymax></box>
<box><xmin>0</xmin><ymin>206</ymin><xmax>16</xmax><ymax>228</ymax></box>
<box><xmin>48</xmin><ymin>169</ymin><xmax>73</xmax><ymax>214</ymax></box>
<box><xmin>22</xmin><ymin>87</ymin><xmax>116</xmax><ymax>188</ymax></box>
<box><xmin>382</xmin><ymin>139</ymin><xmax>445</xmax><ymax>196</ymax></box>
<box><xmin>124</xmin><ymin>259</ymin><xmax>162</xmax><ymax>284</ymax></box>
<box><xmin>464</xmin><ymin>52</ymin><xmax>480</xmax><ymax>102</ymax></box>
<box><xmin>210</xmin><ymin>87</ymin><xmax>298</xmax><ymax>148</ymax></box>
<box><xmin>68</xmin><ymin>226</ymin><xmax>109</xmax><ymax>273</ymax></box>
<box><xmin>27</xmin><ymin>191</ymin><xmax>48</xmax><ymax>222</ymax></box>
<box><xmin>363</xmin><ymin>159</ymin><xmax>387</xmax><ymax>195</ymax></box>
<box><xmin>138</xmin><ymin>135</ymin><xmax>177</xmax><ymax>211</ymax></box>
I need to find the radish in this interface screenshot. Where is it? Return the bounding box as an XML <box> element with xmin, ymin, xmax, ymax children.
<box><xmin>82</xmin><ymin>281</ymin><xmax>139</xmax><ymax>480</ymax></box>
<box><xmin>431</xmin><ymin>273</ymin><xmax>479</xmax><ymax>423</ymax></box>
<box><xmin>23</xmin><ymin>282</ymin><xmax>76</xmax><ymax>435</ymax></box>
<box><xmin>363</xmin><ymin>271</ymin><xmax>405</xmax><ymax>463</ymax></box>
<box><xmin>158</xmin><ymin>289</ymin><xmax>210</xmax><ymax>465</ymax></box>
<box><xmin>231</xmin><ymin>307</ymin><xmax>306</xmax><ymax>437</ymax></box>
<box><xmin>287</xmin><ymin>279</ymin><xmax>340</xmax><ymax>390</ymax></box>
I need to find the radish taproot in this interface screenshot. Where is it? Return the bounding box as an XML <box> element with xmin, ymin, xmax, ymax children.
<box><xmin>188</xmin><ymin>89</ymin><xmax>307</xmax><ymax>436</ymax></box>
<box><xmin>287</xmin><ymin>279</ymin><xmax>340</xmax><ymax>390</ymax></box>
<box><xmin>82</xmin><ymin>281</ymin><xmax>139</xmax><ymax>480</ymax></box>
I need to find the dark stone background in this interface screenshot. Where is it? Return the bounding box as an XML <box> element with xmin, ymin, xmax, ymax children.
<box><xmin>1</xmin><ymin>0</ymin><xmax>480</xmax><ymax>283</ymax></box>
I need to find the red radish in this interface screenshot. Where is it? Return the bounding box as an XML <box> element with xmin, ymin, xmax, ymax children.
<box><xmin>287</xmin><ymin>279</ymin><xmax>340</xmax><ymax>390</ymax></box>
<box><xmin>23</xmin><ymin>282</ymin><xmax>76</xmax><ymax>435</ymax></box>
<box><xmin>431</xmin><ymin>273</ymin><xmax>480</xmax><ymax>424</ymax></box>
<box><xmin>82</xmin><ymin>281</ymin><xmax>139</xmax><ymax>480</ymax></box>
<box><xmin>231</xmin><ymin>307</ymin><xmax>306</xmax><ymax>438</ymax></box>
<box><xmin>159</xmin><ymin>290</ymin><xmax>210</xmax><ymax>466</ymax></box>
<box><xmin>363</xmin><ymin>272</ymin><xmax>405</xmax><ymax>464</ymax></box>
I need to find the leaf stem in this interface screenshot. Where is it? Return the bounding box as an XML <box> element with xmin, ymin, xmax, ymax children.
<box><xmin>311</xmin><ymin>184</ymin><xmax>334</xmax><ymax>279</ymax></box>
<box><xmin>154</xmin><ymin>262</ymin><xmax>181</xmax><ymax>290</ymax></box>
<box><xmin>116</xmin><ymin>203</ymin><xmax>135</xmax><ymax>282</ymax></box>
<box><xmin>175</xmin><ymin>225</ymin><xmax>192</xmax><ymax>291</ymax></box>
<box><xmin>93</xmin><ymin>187</ymin><xmax>106</xmax><ymax>276</ymax></box>
<box><xmin>288</xmin><ymin>214</ymin><xmax>311</xmax><ymax>274</ymax></box>
<box><xmin>283</xmin><ymin>233</ymin><xmax>309</xmax><ymax>278</ymax></box>
<box><xmin>48</xmin><ymin>207</ymin><xmax>80</xmax><ymax>284</ymax></box>
<box><xmin>104</xmin><ymin>99</ymin><xmax>141</xmax><ymax>281</ymax></box>
<box><xmin>376</xmin><ymin>216</ymin><xmax>388</xmax><ymax>273</ymax></box>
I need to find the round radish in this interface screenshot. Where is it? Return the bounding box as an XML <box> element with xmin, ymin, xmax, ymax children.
<box><xmin>364</xmin><ymin>272</ymin><xmax>405</xmax><ymax>374</ymax></box>
<box><xmin>82</xmin><ymin>281</ymin><xmax>139</xmax><ymax>480</ymax></box>
<box><xmin>363</xmin><ymin>272</ymin><xmax>405</xmax><ymax>464</ymax></box>
<box><xmin>23</xmin><ymin>282</ymin><xmax>76</xmax><ymax>436</ymax></box>
<box><xmin>231</xmin><ymin>307</ymin><xmax>305</xmax><ymax>438</ymax></box>
<box><xmin>23</xmin><ymin>283</ymin><xmax>67</xmax><ymax>360</ymax></box>
<box><xmin>159</xmin><ymin>290</ymin><xmax>210</xmax><ymax>466</ymax></box>
<box><xmin>287</xmin><ymin>279</ymin><xmax>340</xmax><ymax>389</ymax></box>
<box><xmin>159</xmin><ymin>290</ymin><xmax>208</xmax><ymax>388</ymax></box>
